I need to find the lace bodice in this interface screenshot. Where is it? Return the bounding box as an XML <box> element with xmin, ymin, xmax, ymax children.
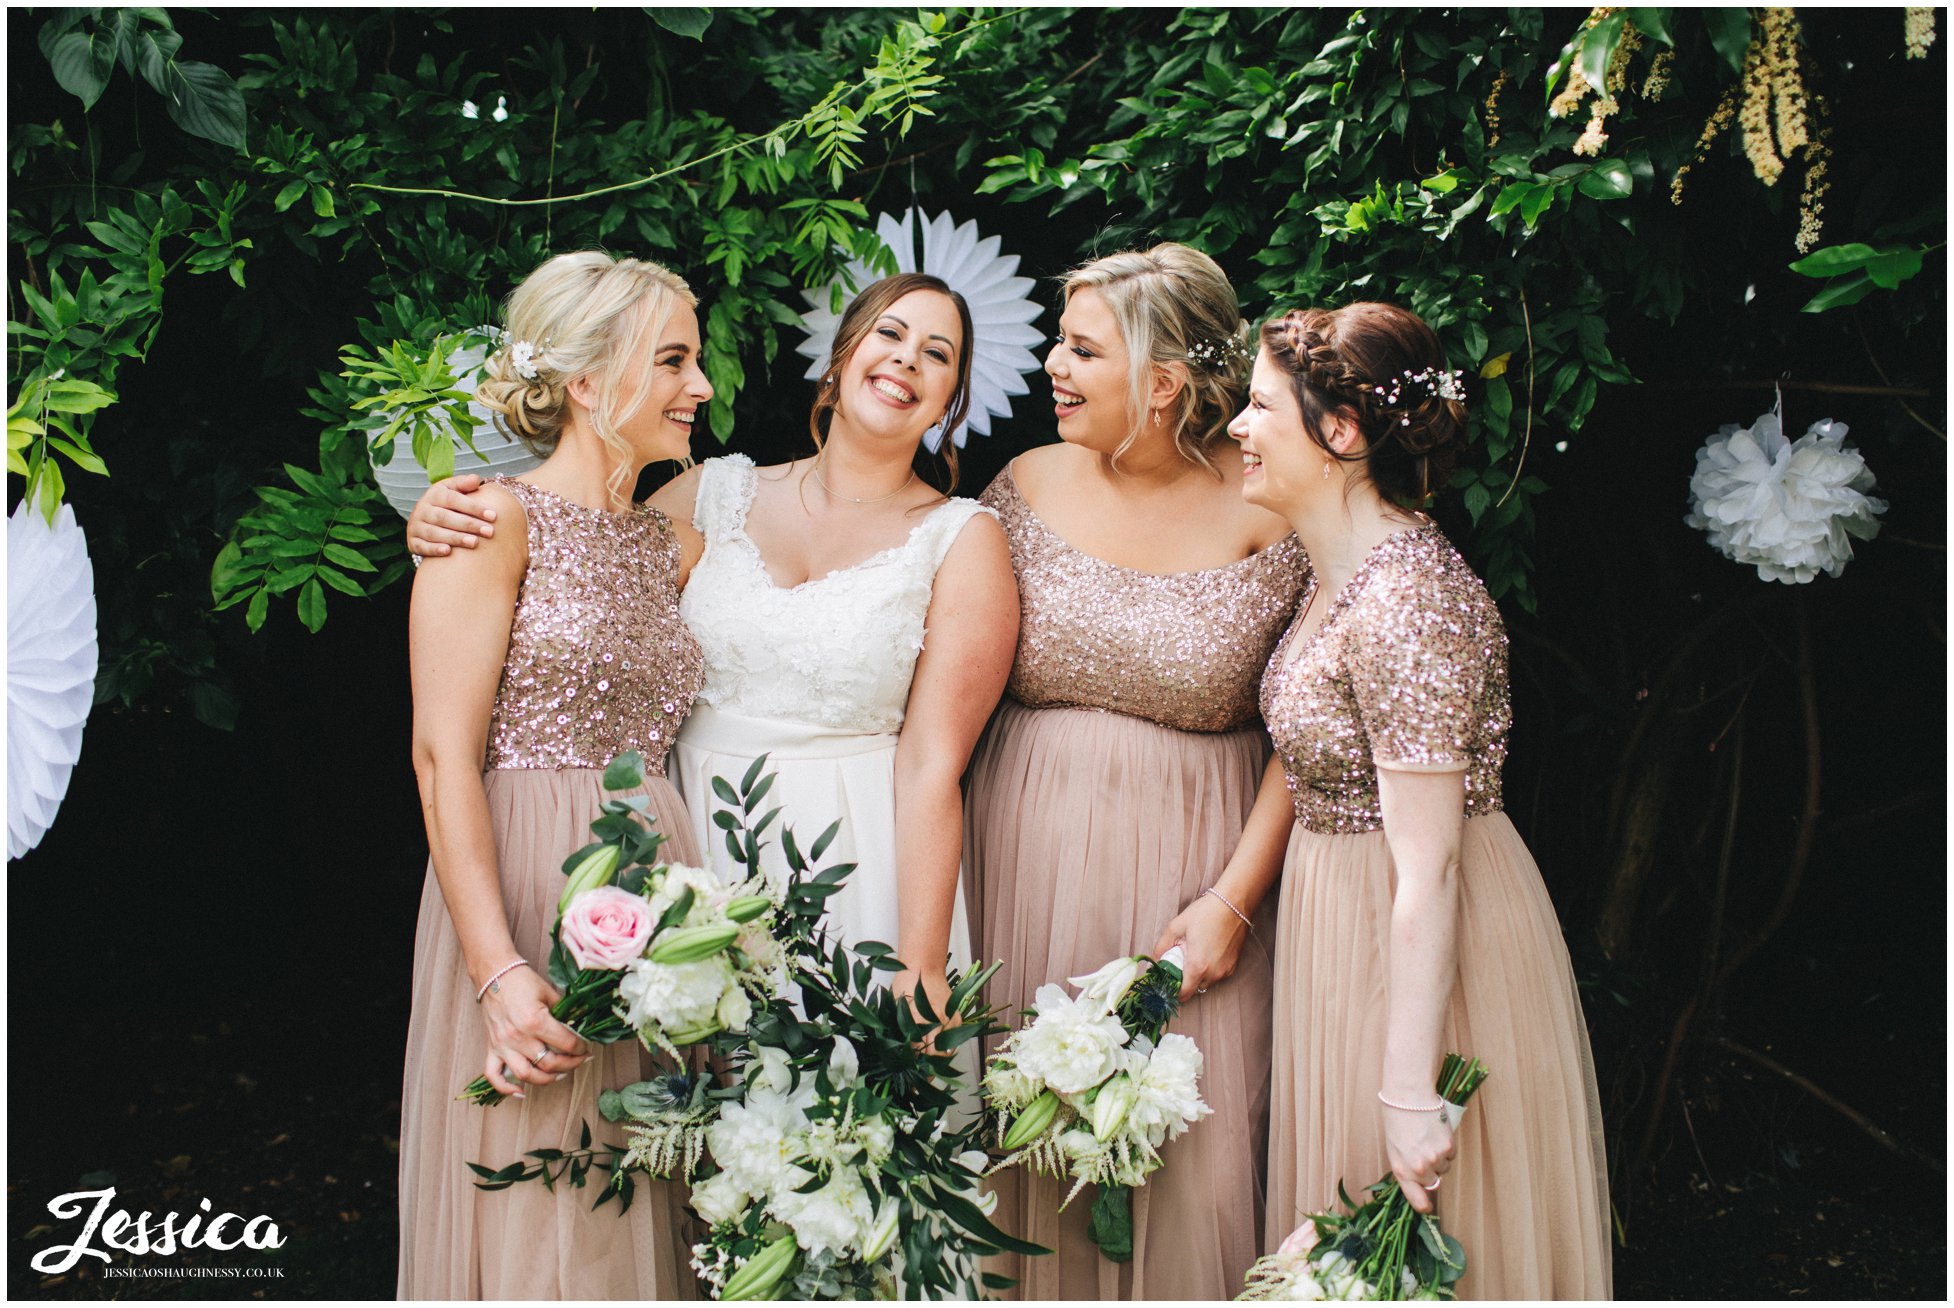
<box><xmin>1259</xmin><ymin>525</ymin><xmax>1510</xmax><ymax>833</ymax></box>
<box><xmin>981</xmin><ymin>465</ymin><xmax>1308</xmax><ymax>733</ymax></box>
<box><xmin>483</xmin><ymin>477</ymin><xmax>704</xmax><ymax>774</ymax></box>
<box><xmin>679</xmin><ymin>455</ymin><xmax>996</xmax><ymax>733</ymax></box>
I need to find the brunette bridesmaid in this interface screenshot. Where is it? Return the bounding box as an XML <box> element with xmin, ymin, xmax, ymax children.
<box><xmin>967</xmin><ymin>244</ymin><xmax>1306</xmax><ymax>1299</ymax></box>
<box><xmin>1226</xmin><ymin>304</ymin><xmax>1611</xmax><ymax>1298</ymax></box>
<box><xmin>398</xmin><ymin>252</ymin><xmax>709</xmax><ymax>1299</ymax></box>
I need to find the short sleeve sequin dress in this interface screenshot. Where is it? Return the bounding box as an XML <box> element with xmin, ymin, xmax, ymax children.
<box><xmin>397</xmin><ymin>478</ymin><xmax>707</xmax><ymax>1300</ymax></box>
<box><xmin>1260</xmin><ymin>525</ymin><xmax>1611</xmax><ymax>1299</ymax></box>
<box><xmin>965</xmin><ymin>464</ymin><xmax>1308</xmax><ymax>1299</ymax></box>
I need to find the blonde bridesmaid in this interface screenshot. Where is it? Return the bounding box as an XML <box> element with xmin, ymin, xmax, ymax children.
<box><xmin>967</xmin><ymin>244</ymin><xmax>1306</xmax><ymax>1299</ymax></box>
<box><xmin>1224</xmin><ymin>303</ymin><xmax>1611</xmax><ymax>1298</ymax></box>
<box><xmin>398</xmin><ymin>252</ymin><xmax>709</xmax><ymax>1299</ymax></box>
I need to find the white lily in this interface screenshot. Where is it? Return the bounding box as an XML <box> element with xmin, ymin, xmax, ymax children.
<box><xmin>1068</xmin><ymin>954</ymin><xmax>1147</xmax><ymax>1012</ymax></box>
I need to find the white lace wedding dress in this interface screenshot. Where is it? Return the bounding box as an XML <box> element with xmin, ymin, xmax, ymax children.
<box><xmin>670</xmin><ymin>453</ymin><xmax>991</xmax><ymax>979</ymax></box>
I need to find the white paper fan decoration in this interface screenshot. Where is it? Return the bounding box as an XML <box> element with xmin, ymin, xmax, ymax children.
<box><xmin>9</xmin><ymin>499</ymin><xmax>99</xmax><ymax>860</ymax></box>
<box><xmin>370</xmin><ymin>329</ymin><xmax>543</xmax><ymax>519</ymax></box>
<box><xmin>796</xmin><ymin>209</ymin><xmax>1045</xmax><ymax>451</ymax></box>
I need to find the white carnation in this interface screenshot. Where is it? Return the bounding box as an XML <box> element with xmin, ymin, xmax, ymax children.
<box><xmin>773</xmin><ymin>1163</ymin><xmax>876</xmax><ymax>1259</ymax></box>
<box><xmin>690</xmin><ymin>1170</ymin><xmax>751</xmax><ymax>1227</ymax></box>
<box><xmin>1129</xmin><ymin>1032</ymin><xmax>1212</xmax><ymax>1145</ymax></box>
<box><xmin>1686</xmin><ymin>411</ymin><xmax>1886</xmax><ymax>584</ymax></box>
<box><xmin>717</xmin><ymin>985</ymin><xmax>753</xmax><ymax>1032</ymax></box>
<box><xmin>707</xmin><ymin>1094</ymin><xmax>809</xmax><ymax>1196</ymax></box>
<box><xmin>619</xmin><ymin>955</ymin><xmax>732</xmax><ymax>1032</ymax></box>
<box><xmin>650</xmin><ymin>862</ymin><xmax>728</xmax><ymax>926</ymax></box>
<box><xmin>1012</xmin><ymin>985</ymin><xmax>1131</xmax><ymax>1095</ymax></box>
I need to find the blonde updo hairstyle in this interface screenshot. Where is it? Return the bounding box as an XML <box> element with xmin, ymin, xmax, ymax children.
<box><xmin>1260</xmin><ymin>302</ymin><xmax>1467</xmax><ymax>505</ymax></box>
<box><xmin>1061</xmin><ymin>243</ymin><xmax>1249</xmax><ymax>474</ymax></box>
<box><xmin>477</xmin><ymin>251</ymin><xmax>698</xmax><ymax>502</ymax></box>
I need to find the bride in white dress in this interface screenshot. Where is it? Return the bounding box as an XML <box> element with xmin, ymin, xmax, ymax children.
<box><xmin>408</xmin><ymin>272</ymin><xmax>1018</xmax><ymax>1019</ymax></box>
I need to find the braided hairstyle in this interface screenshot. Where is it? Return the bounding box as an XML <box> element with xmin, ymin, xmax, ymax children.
<box><xmin>1259</xmin><ymin>303</ymin><xmax>1466</xmax><ymax>505</ymax></box>
<box><xmin>476</xmin><ymin>251</ymin><xmax>698</xmax><ymax>501</ymax></box>
<box><xmin>1062</xmin><ymin>243</ymin><xmax>1250</xmax><ymax>474</ymax></box>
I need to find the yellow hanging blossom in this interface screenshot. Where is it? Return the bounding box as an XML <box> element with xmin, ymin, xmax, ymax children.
<box><xmin>1641</xmin><ymin>48</ymin><xmax>1675</xmax><ymax>100</ymax></box>
<box><xmin>1672</xmin><ymin>82</ymin><xmax>1739</xmax><ymax>205</ymax></box>
<box><xmin>1738</xmin><ymin>31</ymin><xmax>1784</xmax><ymax>184</ymax></box>
<box><xmin>1484</xmin><ymin>68</ymin><xmax>1509</xmax><ymax>149</ymax></box>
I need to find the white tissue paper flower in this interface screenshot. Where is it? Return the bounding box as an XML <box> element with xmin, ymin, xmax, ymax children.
<box><xmin>797</xmin><ymin>209</ymin><xmax>1043</xmax><ymax>452</ymax></box>
<box><xmin>1686</xmin><ymin>410</ymin><xmax>1886</xmax><ymax>583</ymax></box>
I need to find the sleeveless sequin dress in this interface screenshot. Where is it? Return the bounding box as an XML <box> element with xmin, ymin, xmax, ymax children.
<box><xmin>966</xmin><ymin>463</ymin><xmax>1308</xmax><ymax>1299</ymax></box>
<box><xmin>397</xmin><ymin>478</ymin><xmax>706</xmax><ymax>1300</ymax></box>
<box><xmin>1260</xmin><ymin>525</ymin><xmax>1611</xmax><ymax>1299</ymax></box>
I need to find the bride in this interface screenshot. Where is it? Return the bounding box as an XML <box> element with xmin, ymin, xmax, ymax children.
<box><xmin>407</xmin><ymin>272</ymin><xmax>1018</xmax><ymax>1018</ymax></box>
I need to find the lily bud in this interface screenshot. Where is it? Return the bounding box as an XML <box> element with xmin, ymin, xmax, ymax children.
<box><xmin>720</xmin><ymin>1233</ymin><xmax>799</xmax><ymax>1301</ymax></box>
<box><xmin>1068</xmin><ymin>954</ymin><xmax>1147</xmax><ymax>1011</ymax></box>
<box><xmin>648</xmin><ymin>923</ymin><xmax>741</xmax><ymax>964</ymax></box>
<box><xmin>725</xmin><ymin>895</ymin><xmax>773</xmax><ymax>923</ymax></box>
<box><xmin>1089</xmin><ymin>1074</ymin><xmax>1137</xmax><ymax>1142</ymax></box>
<box><xmin>1001</xmin><ymin>1089</ymin><xmax>1061</xmax><ymax>1151</ymax></box>
<box><xmin>558</xmin><ymin>845</ymin><xmax>622</xmax><ymax>914</ymax></box>
<box><xmin>862</xmin><ymin>1198</ymin><xmax>902</xmax><ymax>1264</ymax></box>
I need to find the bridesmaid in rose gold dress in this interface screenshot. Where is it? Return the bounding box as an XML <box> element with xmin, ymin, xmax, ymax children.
<box><xmin>1228</xmin><ymin>304</ymin><xmax>1611</xmax><ymax>1298</ymax></box>
<box><xmin>966</xmin><ymin>245</ymin><xmax>1306</xmax><ymax>1299</ymax></box>
<box><xmin>398</xmin><ymin>253</ymin><xmax>709</xmax><ymax>1299</ymax></box>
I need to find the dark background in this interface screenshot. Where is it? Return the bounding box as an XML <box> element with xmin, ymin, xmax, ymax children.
<box><xmin>8</xmin><ymin>6</ymin><xmax>1946</xmax><ymax>1301</ymax></box>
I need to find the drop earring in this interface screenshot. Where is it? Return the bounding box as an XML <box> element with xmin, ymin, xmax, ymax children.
<box><xmin>1322</xmin><ymin>457</ymin><xmax>1333</xmax><ymax>480</ymax></box>
<box><xmin>1151</xmin><ymin>408</ymin><xmax>1162</xmax><ymax>426</ymax></box>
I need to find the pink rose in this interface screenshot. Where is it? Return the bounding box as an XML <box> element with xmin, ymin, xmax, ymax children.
<box><xmin>560</xmin><ymin>886</ymin><xmax>654</xmax><ymax>970</ymax></box>
<box><xmin>1277</xmin><ymin>1220</ymin><xmax>1320</xmax><ymax>1258</ymax></box>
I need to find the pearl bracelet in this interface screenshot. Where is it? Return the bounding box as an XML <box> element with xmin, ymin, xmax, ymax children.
<box><xmin>1377</xmin><ymin>1090</ymin><xmax>1446</xmax><ymax>1113</ymax></box>
<box><xmin>1201</xmin><ymin>886</ymin><xmax>1252</xmax><ymax>930</ymax></box>
<box><xmin>476</xmin><ymin>958</ymin><xmax>528</xmax><ymax>1004</ymax></box>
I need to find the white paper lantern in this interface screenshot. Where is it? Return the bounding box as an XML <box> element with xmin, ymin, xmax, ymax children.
<box><xmin>796</xmin><ymin>209</ymin><xmax>1045</xmax><ymax>451</ymax></box>
<box><xmin>370</xmin><ymin>331</ymin><xmax>543</xmax><ymax>519</ymax></box>
<box><xmin>8</xmin><ymin>499</ymin><xmax>98</xmax><ymax>860</ymax></box>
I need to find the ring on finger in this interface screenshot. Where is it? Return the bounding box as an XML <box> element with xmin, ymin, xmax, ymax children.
<box><xmin>530</xmin><ymin>1047</ymin><xmax>551</xmax><ymax>1066</ymax></box>
<box><xmin>1427</xmin><ymin>1176</ymin><xmax>1442</xmax><ymax>1191</ymax></box>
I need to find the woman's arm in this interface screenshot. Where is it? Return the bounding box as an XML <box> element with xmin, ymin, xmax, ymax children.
<box><xmin>1375</xmin><ymin>765</ymin><xmax>1467</xmax><ymax>1215</ymax></box>
<box><xmin>409</xmin><ymin>485</ymin><xmax>589</xmax><ymax>1099</ymax></box>
<box><xmin>1152</xmin><ymin>752</ymin><xmax>1292</xmax><ymax>998</ymax></box>
<box><xmin>891</xmin><ymin>513</ymin><xmax>1020</xmax><ymax>1018</ymax></box>
<box><xmin>409</xmin><ymin>466</ymin><xmax>705</xmax><ymax>586</ymax></box>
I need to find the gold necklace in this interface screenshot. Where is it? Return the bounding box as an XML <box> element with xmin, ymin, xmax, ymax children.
<box><xmin>813</xmin><ymin>456</ymin><xmax>915</xmax><ymax>505</ymax></box>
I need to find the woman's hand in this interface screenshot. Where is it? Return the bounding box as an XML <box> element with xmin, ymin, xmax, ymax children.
<box><xmin>1381</xmin><ymin>1098</ymin><xmax>1456</xmax><ymax>1215</ymax></box>
<box><xmin>893</xmin><ymin>966</ymin><xmax>957</xmax><ymax>1051</ymax></box>
<box><xmin>1151</xmin><ymin>892</ymin><xmax>1249</xmax><ymax>1001</ymax></box>
<box><xmin>478</xmin><ymin>964</ymin><xmax>591</xmax><ymax>1099</ymax></box>
<box><xmin>407</xmin><ymin>472</ymin><xmax>496</xmax><ymax>557</ymax></box>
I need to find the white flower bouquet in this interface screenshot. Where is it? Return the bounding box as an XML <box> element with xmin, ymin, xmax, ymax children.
<box><xmin>982</xmin><ymin>946</ymin><xmax>1212</xmax><ymax>1262</ymax></box>
<box><xmin>478</xmin><ymin>758</ymin><xmax>1042</xmax><ymax>1297</ymax></box>
<box><xmin>457</xmin><ymin>750</ymin><xmax>780</xmax><ymax>1107</ymax></box>
<box><xmin>1239</xmin><ymin>1054</ymin><xmax>1489</xmax><ymax>1302</ymax></box>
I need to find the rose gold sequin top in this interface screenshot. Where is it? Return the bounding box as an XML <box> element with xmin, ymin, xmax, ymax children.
<box><xmin>483</xmin><ymin>477</ymin><xmax>704</xmax><ymax>775</ymax></box>
<box><xmin>981</xmin><ymin>464</ymin><xmax>1309</xmax><ymax>734</ymax></box>
<box><xmin>1260</xmin><ymin>525</ymin><xmax>1510</xmax><ymax>833</ymax></box>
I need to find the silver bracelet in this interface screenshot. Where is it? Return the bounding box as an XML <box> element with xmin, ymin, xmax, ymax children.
<box><xmin>475</xmin><ymin>958</ymin><xmax>528</xmax><ymax>1004</ymax></box>
<box><xmin>1201</xmin><ymin>886</ymin><xmax>1252</xmax><ymax>930</ymax></box>
<box><xmin>1377</xmin><ymin>1090</ymin><xmax>1445</xmax><ymax>1113</ymax></box>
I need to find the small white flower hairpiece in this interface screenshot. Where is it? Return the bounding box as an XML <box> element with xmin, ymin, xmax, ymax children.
<box><xmin>509</xmin><ymin>339</ymin><xmax>540</xmax><ymax>381</ymax></box>
<box><xmin>1369</xmin><ymin>367</ymin><xmax>1467</xmax><ymax>420</ymax></box>
<box><xmin>1186</xmin><ymin>335</ymin><xmax>1252</xmax><ymax>371</ymax></box>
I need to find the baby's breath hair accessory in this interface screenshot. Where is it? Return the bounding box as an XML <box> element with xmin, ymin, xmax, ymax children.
<box><xmin>1186</xmin><ymin>333</ymin><xmax>1252</xmax><ymax>371</ymax></box>
<box><xmin>1369</xmin><ymin>367</ymin><xmax>1467</xmax><ymax>422</ymax></box>
<box><xmin>509</xmin><ymin>339</ymin><xmax>541</xmax><ymax>381</ymax></box>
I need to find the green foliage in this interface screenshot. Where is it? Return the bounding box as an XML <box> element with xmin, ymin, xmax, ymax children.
<box><xmin>1789</xmin><ymin>239</ymin><xmax>1940</xmax><ymax>312</ymax></box>
<box><xmin>38</xmin><ymin>9</ymin><xmax>247</xmax><ymax>149</ymax></box>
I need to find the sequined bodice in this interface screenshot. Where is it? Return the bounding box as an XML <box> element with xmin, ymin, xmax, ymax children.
<box><xmin>484</xmin><ymin>478</ymin><xmax>703</xmax><ymax>775</ymax></box>
<box><xmin>679</xmin><ymin>455</ymin><xmax>995</xmax><ymax>733</ymax></box>
<box><xmin>981</xmin><ymin>465</ymin><xmax>1308</xmax><ymax>733</ymax></box>
<box><xmin>1259</xmin><ymin>526</ymin><xmax>1510</xmax><ymax>833</ymax></box>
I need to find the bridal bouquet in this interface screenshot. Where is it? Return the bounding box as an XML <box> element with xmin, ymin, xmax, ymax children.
<box><xmin>983</xmin><ymin>947</ymin><xmax>1212</xmax><ymax>1261</ymax></box>
<box><xmin>1239</xmin><ymin>1054</ymin><xmax>1489</xmax><ymax>1302</ymax></box>
<box><xmin>458</xmin><ymin>751</ymin><xmax>781</xmax><ymax>1107</ymax></box>
<box><xmin>478</xmin><ymin>757</ymin><xmax>1043</xmax><ymax>1298</ymax></box>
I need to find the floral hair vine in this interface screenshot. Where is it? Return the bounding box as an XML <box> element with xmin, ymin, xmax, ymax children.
<box><xmin>1186</xmin><ymin>334</ymin><xmax>1253</xmax><ymax>371</ymax></box>
<box><xmin>1368</xmin><ymin>367</ymin><xmax>1467</xmax><ymax>422</ymax></box>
